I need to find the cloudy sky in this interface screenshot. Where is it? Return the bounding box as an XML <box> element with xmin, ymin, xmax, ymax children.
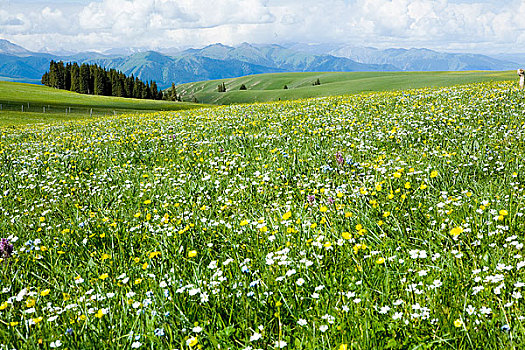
<box><xmin>0</xmin><ymin>0</ymin><xmax>523</xmax><ymax>53</ymax></box>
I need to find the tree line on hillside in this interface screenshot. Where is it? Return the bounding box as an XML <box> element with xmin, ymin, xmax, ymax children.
<box><xmin>41</xmin><ymin>61</ymin><xmax>163</xmax><ymax>100</ymax></box>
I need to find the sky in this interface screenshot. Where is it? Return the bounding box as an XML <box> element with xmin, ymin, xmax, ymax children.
<box><xmin>0</xmin><ymin>0</ymin><xmax>523</xmax><ymax>54</ymax></box>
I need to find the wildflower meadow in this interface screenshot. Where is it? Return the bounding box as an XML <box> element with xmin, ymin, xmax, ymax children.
<box><xmin>1</xmin><ymin>81</ymin><xmax>525</xmax><ymax>349</ymax></box>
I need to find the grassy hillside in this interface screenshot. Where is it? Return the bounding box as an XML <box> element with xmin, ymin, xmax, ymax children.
<box><xmin>1</xmin><ymin>81</ymin><xmax>525</xmax><ymax>348</ymax></box>
<box><xmin>0</xmin><ymin>81</ymin><xmax>204</xmax><ymax>126</ymax></box>
<box><xmin>177</xmin><ymin>70</ymin><xmax>516</xmax><ymax>104</ymax></box>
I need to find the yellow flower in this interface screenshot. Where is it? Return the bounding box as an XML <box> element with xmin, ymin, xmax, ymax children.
<box><xmin>339</xmin><ymin>344</ymin><xmax>348</xmax><ymax>350</ymax></box>
<box><xmin>32</xmin><ymin>317</ymin><xmax>43</xmax><ymax>324</ymax></box>
<box><xmin>450</xmin><ymin>227</ymin><xmax>463</xmax><ymax>236</ymax></box>
<box><xmin>383</xmin><ymin>211</ymin><xmax>390</xmax><ymax>218</ymax></box>
<box><xmin>101</xmin><ymin>253</ymin><xmax>111</xmax><ymax>261</ymax></box>
<box><xmin>282</xmin><ymin>211</ymin><xmax>292</xmax><ymax>220</ymax></box>
<box><xmin>148</xmin><ymin>251</ymin><xmax>161</xmax><ymax>259</ymax></box>
<box><xmin>419</xmin><ymin>183</ymin><xmax>428</xmax><ymax>190</ymax></box>
<box><xmin>342</xmin><ymin>232</ymin><xmax>351</xmax><ymax>240</ymax></box>
<box><xmin>40</xmin><ymin>289</ymin><xmax>50</xmax><ymax>297</ymax></box>
<box><xmin>0</xmin><ymin>301</ymin><xmax>8</xmax><ymax>310</ymax></box>
<box><xmin>404</xmin><ymin>182</ymin><xmax>411</xmax><ymax>189</ymax></box>
<box><xmin>393</xmin><ymin>172</ymin><xmax>402</xmax><ymax>178</ymax></box>
<box><xmin>337</xmin><ymin>191</ymin><xmax>344</xmax><ymax>198</ymax></box>
<box><xmin>26</xmin><ymin>299</ymin><xmax>36</xmax><ymax>308</ymax></box>
<box><xmin>187</xmin><ymin>337</ymin><xmax>198</xmax><ymax>347</ymax></box>
<box><xmin>430</xmin><ymin>170</ymin><xmax>438</xmax><ymax>178</ymax></box>
<box><xmin>9</xmin><ymin>321</ymin><xmax>19</xmax><ymax>327</ymax></box>
<box><xmin>240</xmin><ymin>219</ymin><xmax>249</xmax><ymax>226</ymax></box>
<box><xmin>320</xmin><ymin>206</ymin><xmax>328</xmax><ymax>213</ymax></box>
<box><xmin>499</xmin><ymin>209</ymin><xmax>508</xmax><ymax>216</ymax></box>
<box><xmin>376</xmin><ymin>257</ymin><xmax>385</xmax><ymax>264</ymax></box>
<box><xmin>143</xmin><ymin>199</ymin><xmax>151</xmax><ymax>205</ymax></box>
<box><xmin>188</xmin><ymin>250</ymin><xmax>197</xmax><ymax>258</ymax></box>
<box><xmin>454</xmin><ymin>319</ymin><xmax>463</xmax><ymax>328</ymax></box>
<box><xmin>94</xmin><ymin>309</ymin><xmax>104</xmax><ymax>318</ymax></box>
<box><xmin>99</xmin><ymin>273</ymin><xmax>109</xmax><ymax>280</ymax></box>
<box><xmin>344</xmin><ymin>212</ymin><xmax>352</xmax><ymax>218</ymax></box>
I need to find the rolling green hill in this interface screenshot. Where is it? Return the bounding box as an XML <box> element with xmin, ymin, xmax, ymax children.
<box><xmin>0</xmin><ymin>81</ymin><xmax>205</xmax><ymax>126</ymax></box>
<box><xmin>177</xmin><ymin>70</ymin><xmax>516</xmax><ymax>105</ymax></box>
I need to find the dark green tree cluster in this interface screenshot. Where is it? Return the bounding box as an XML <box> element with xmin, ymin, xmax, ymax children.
<box><xmin>167</xmin><ymin>83</ymin><xmax>181</xmax><ymax>101</ymax></box>
<box><xmin>217</xmin><ymin>82</ymin><xmax>227</xmax><ymax>93</ymax></box>
<box><xmin>42</xmin><ymin>61</ymin><xmax>163</xmax><ymax>100</ymax></box>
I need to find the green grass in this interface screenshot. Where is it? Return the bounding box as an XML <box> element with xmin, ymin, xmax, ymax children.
<box><xmin>1</xmin><ymin>80</ymin><xmax>525</xmax><ymax>349</ymax></box>
<box><xmin>178</xmin><ymin>70</ymin><xmax>516</xmax><ymax>104</ymax></box>
<box><xmin>0</xmin><ymin>81</ymin><xmax>205</xmax><ymax>126</ymax></box>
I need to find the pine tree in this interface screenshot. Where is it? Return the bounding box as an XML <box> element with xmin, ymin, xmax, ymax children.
<box><xmin>150</xmin><ymin>81</ymin><xmax>159</xmax><ymax>100</ymax></box>
<box><xmin>79</xmin><ymin>64</ymin><xmax>91</xmax><ymax>94</ymax></box>
<box><xmin>142</xmin><ymin>82</ymin><xmax>151</xmax><ymax>99</ymax></box>
<box><xmin>133</xmin><ymin>77</ymin><xmax>142</xmax><ymax>98</ymax></box>
<box><xmin>41</xmin><ymin>72</ymin><xmax>49</xmax><ymax>86</ymax></box>
<box><xmin>93</xmin><ymin>66</ymin><xmax>106</xmax><ymax>95</ymax></box>
<box><xmin>55</xmin><ymin>61</ymin><xmax>65</xmax><ymax>89</ymax></box>
<box><xmin>169</xmin><ymin>83</ymin><xmax>177</xmax><ymax>101</ymax></box>
<box><xmin>70</xmin><ymin>63</ymin><xmax>80</xmax><ymax>92</ymax></box>
<box><xmin>125</xmin><ymin>75</ymin><xmax>134</xmax><ymax>98</ymax></box>
<box><xmin>48</xmin><ymin>61</ymin><xmax>58</xmax><ymax>88</ymax></box>
<box><xmin>110</xmin><ymin>70</ymin><xmax>119</xmax><ymax>97</ymax></box>
<box><xmin>118</xmin><ymin>72</ymin><xmax>127</xmax><ymax>97</ymax></box>
<box><xmin>64</xmin><ymin>63</ymin><xmax>71</xmax><ymax>91</ymax></box>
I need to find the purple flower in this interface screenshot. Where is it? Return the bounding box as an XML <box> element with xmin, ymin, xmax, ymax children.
<box><xmin>335</xmin><ymin>152</ymin><xmax>345</xmax><ymax>165</ymax></box>
<box><xmin>307</xmin><ymin>195</ymin><xmax>315</xmax><ymax>204</ymax></box>
<box><xmin>0</xmin><ymin>238</ymin><xmax>13</xmax><ymax>258</ymax></box>
<box><xmin>328</xmin><ymin>197</ymin><xmax>335</xmax><ymax>204</ymax></box>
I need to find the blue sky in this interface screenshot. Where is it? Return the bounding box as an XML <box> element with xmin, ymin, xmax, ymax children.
<box><xmin>0</xmin><ymin>0</ymin><xmax>522</xmax><ymax>54</ymax></box>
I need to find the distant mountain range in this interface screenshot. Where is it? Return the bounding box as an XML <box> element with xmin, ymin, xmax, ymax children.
<box><xmin>0</xmin><ymin>39</ymin><xmax>519</xmax><ymax>89</ymax></box>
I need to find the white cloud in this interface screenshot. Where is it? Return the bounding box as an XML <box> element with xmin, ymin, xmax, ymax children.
<box><xmin>0</xmin><ymin>0</ymin><xmax>524</xmax><ymax>53</ymax></box>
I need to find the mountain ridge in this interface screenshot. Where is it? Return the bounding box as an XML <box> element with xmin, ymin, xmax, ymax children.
<box><xmin>0</xmin><ymin>39</ymin><xmax>518</xmax><ymax>89</ymax></box>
